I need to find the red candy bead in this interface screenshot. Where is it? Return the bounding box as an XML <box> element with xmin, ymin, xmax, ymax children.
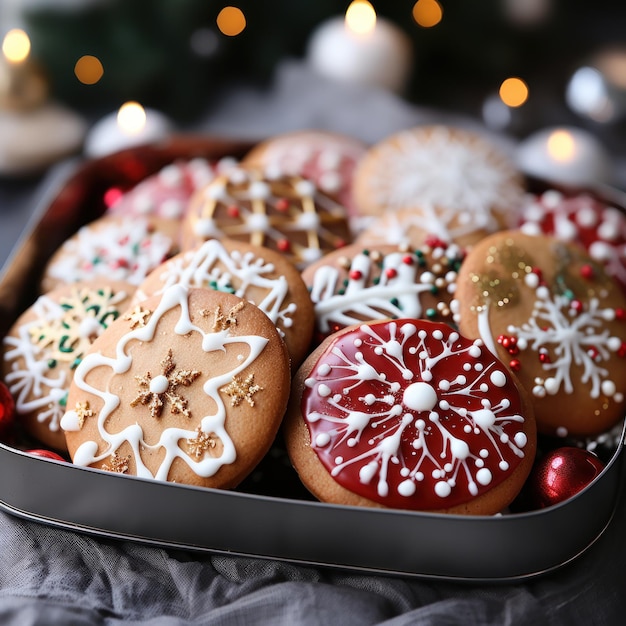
<box><xmin>227</xmin><ymin>204</ymin><xmax>240</xmax><ymax>218</ymax></box>
<box><xmin>277</xmin><ymin>239</ymin><xmax>291</xmax><ymax>252</ymax></box>
<box><xmin>25</xmin><ymin>449</ymin><xmax>66</xmax><ymax>462</ymax></box>
<box><xmin>580</xmin><ymin>264</ymin><xmax>594</xmax><ymax>279</ymax></box>
<box><xmin>349</xmin><ymin>269</ymin><xmax>363</xmax><ymax>280</ymax></box>
<box><xmin>509</xmin><ymin>358</ymin><xmax>521</xmax><ymax>371</ymax></box>
<box><xmin>0</xmin><ymin>381</ymin><xmax>15</xmax><ymax>437</ymax></box>
<box><xmin>402</xmin><ymin>255</ymin><xmax>414</xmax><ymax>265</ymax></box>
<box><xmin>275</xmin><ymin>198</ymin><xmax>290</xmax><ymax>212</ymax></box>
<box><xmin>385</xmin><ymin>268</ymin><xmax>398</xmax><ymax>279</ymax></box>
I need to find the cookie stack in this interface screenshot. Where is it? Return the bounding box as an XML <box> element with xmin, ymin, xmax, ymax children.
<box><xmin>3</xmin><ymin>125</ymin><xmax>625</xmax><ymax>516</ymax></box>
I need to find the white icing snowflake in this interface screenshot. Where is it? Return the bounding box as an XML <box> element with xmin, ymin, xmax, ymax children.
<box><xmin>507</xmin><ymin>274</ymin><xmax>623</xmax><ymax>401</ymax></box>
<box><xmin>304</xmin><ymin>321</ymin><xmax>528</xmax><ymax>504</ymax></box>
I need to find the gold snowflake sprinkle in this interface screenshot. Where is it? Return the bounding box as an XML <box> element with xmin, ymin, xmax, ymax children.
<box><xmin>74</xmin><ymin>400</ymin><xmax>95</xmax><ymax>429</ymax></box>
<box><xmin>221</xmin><ymin>373</ymin><xmax>262</xmax><ymax>407</ymax></box>
<box><xmin>212</xmin><ymin>301</ymin><xmax>245</xmax><ymax>332</ymax></box>
<box><xmin>102</xmin><ymin>452</ymin><xmax>130</xmax><ymax>474</ymax></box>
<box><xmin>123</xmin><ymin>305</ymin><xmax>151</xmax><ymax>329</ymax></box>
<box><xmin>187</xmin><ymin>426</ymin><xmax>217</xmax><ymax>459</ymax></box>
<box><xmin>130</xmin><ymin>349</ymin><xmax>201</xmax><ymax>418</ymax></box>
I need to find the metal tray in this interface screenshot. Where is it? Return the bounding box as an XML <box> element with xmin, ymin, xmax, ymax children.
<box><xmin>0</xmin><ymin>136</ymin><xmax>624</xmax><ymax>582</ymax></box>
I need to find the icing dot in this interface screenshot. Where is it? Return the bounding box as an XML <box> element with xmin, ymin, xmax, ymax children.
<box><xmin>525</xmin><ymin>273</ymin><xmax>539</xmax><ymax>289</ymax></box>
<box><xmin>194</xmin><ymin>218</ymin><xmax>220</xmax><ymax>238</ymax></box>
<box><xmin>472</xmin><ymin>408</ymin><xmax>496</xmax><ymax>429</ymax></box>
<box><xmin>434</xmin><ymin>481</ymin><xmax>451</xmax><ymax>498</ymax></box>
<box><xmin>249</xmin><ymin>181</ymin><xmax>270</xmax><ymax>199</ymax></box>
<box><xmin>315</xmin><ymin>433</ymin><xmax>331</xmax><ymax>447</ymax></box>
<box><xmin>246</xmin><ymin>213</ymin><xmax>270</xmax><ymax>231</ymax></box>
<box><xmin>476</xmin><ymin>468</ymin><xmax>493</xmax><ymax>486</ymax></box>
<box><xmin>403</xmin><ymin>382</ymin><xmax>438</xmax><ymax>411</ymax></box>
<box><xmin>514</xmin><ymin>432</ymin><xmax>527</xmax><ymax>447</ymax></box>
<box><xmin>150</xmin><ymin>375</ymin><xmax>169</xmax><ymax>394</ymax></box>
<box><xmin>295</xmin><ymin>180</ymin><xmax>316</xmax><ymax>197</ymax></box>
<box><xmin>398</xmin><ymin>479</ymin><xmax>416</xmax><ymax>497</ymax></box>
<box><xmin>499</xmin><ymin>460</ymin><xmax>510</xmax><ymax>471</ymax></box>
<box><xmin>297</xmin><ymin>211</ymin><xmax>321</xmax><ymax>230</ymax></box>
<box><xmin>359</xmin><ymin>461</ymin><xmax>378</xmax><ymax>484</ymax></box>
<box><xmin>489</xmin><ymin>370</ymin><xmax>507</xmax><ymax>387</ymax></box>
<box><xmin>601</xmin><ymin>380</ymin><xmax>616</xmax><ymax>397</ymax></box>
<box><xmin>317</xmin><ymin>363</ymin><xmax>331</xmax><ymax>376</ymax></box>
<box><xmin>317</xmin><ymin>384</ymin><xmax>332</xmax><ymax>397</ymax></box>
<box><xmin>468</xmin><ymin>344</ymin><xmax>481</xmax><ymax>358</ymax></box>
<box><xmin>544</xmin><ymin>377</ymin><xmax>560</xmax><ymax>395</ymax></box>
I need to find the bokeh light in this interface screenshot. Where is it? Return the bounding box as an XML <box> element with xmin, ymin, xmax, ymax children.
<box><xmin>2</xmin><ymin>29</ymin><xmax>31</xmax><ymax>63</ymax></box>
<box><xmin>345</xmin><ymin>1</ymin><xmax>377</xmax><ymax>35</ymax></box>
<box><xmin>117</xmin><ymin>101</ymin><xmax>147</xmax><ymax>135</ymax></box>
<box><xmin>547</xmin><ymin>129</ymin><xmax>576</xmax><ymax>163</ymax></box>
<box><xmin>74</xmin><ymin>55</ymin><xmax>104</xmax><ymax>85</ymax></box>
<box><xmin>499</xmin><ymin>77</ymin><xmax>529</xmax><ymax>107</ymax></box>
<box><xmin>412</xmin><ymin>0</ymin><xmax>443</xmax><ymax>28</ymax></box>
<box><xmin>217</xmin><ymin>7</ymin><xmax>246</xmax><ymax>37</ymax></box>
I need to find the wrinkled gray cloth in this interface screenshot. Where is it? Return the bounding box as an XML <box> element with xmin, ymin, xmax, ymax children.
<box><xmin>0</xmin><ymin>60</ymin><xmax>625</xmax><ymax>625</ymax></box>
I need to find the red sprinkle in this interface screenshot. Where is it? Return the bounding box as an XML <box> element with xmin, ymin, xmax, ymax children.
<box><xmin>402</xmin><ymin>255</ymin><xmax>414</xmax><ymax>265</ymax></box>
<box><xmin>275</xmin><ymin>198</ymin><xmax>290</xmax><ymax>212</ymax></box>
<box><xmin>385</xmin><ymin>268</ymin><xmax>398</xmax><ymax>279</ymax></box>
<box><xmin>349</xmin><ymin>269</ymin><xmax>363</xmax><ymax>280</ymax></box>
<box><xmin>277</xmin><ymin>239</ymin><xmax>291</xmax><ymax>252</ymax></box>
<box><xmin>227</xmin><ymin>204</ymin><xmax>240</xmax><ymax>218</ymax></box>
<box><xmin>580</xmin><ymin>264</ymin><xmax>594</xmax><ymax>279</ymax></box>
<box><xmin>615</xmin><ymin>308</ymin><xmax>625</xmax><ymax>320</ymax></box>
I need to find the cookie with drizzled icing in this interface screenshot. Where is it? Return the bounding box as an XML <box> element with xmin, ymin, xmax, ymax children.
<box><xmin>60</xmin><ymin>287</ymin><xmax>291</xmax><ymax>489</ymax></box>
<box><xmin>285</xmin><ymin>318</ymin><xmax>536</xmax><ymax>515</ymax></box>
<box><xmin>454</xmin><ymin>230</ymin><xmax>626</xmax><ymax>437</ymax></box>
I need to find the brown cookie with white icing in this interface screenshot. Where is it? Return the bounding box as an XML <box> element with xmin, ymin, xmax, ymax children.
<box><xmin>180</xmin><ymin>166</ymin><xmax>352</xmax><ymax>268</ymax></box>
<box><xmin>352</xmin><ymin>125</ymin><xmax>525</xmax><ymax>247</ymax></box>
<box><xmin>2</xmin><ymin>280</ymin><xmax>136</xmax><ymax>450</ymax></box>
<box><xmin>135</xmin><ymin>238</ymin><xmax>315</xmax><ymax>366</ymax></box>
<box><xmin>41</xmin><ymin>214</ymin><xmax>179</xmax><ymax>293</ymax></box>
<box><xmin>454</xmin><ymin>230</ymin><xmax>626</xmax><ymax>437</ymax></box>
<box><xmin>284</xmin><ymin>318</ymin><xmax>536</xmax><ymax>515</ymax></box>
<box><xmin>61</xmin><ymin>287</ymin><xmax>291</xmax><ymax>489</ymax></box>
<box><xmin>301</xmin><ymin>241</ymin><xmax>464</xmax><ymax>341</ymax></box>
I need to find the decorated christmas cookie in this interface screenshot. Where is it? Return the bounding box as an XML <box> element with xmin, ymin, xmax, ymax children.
<box><xmin>285</xmin><ymin>318</ymin><xmax>536</xmax><ymax>514</ymax></box>
<box><xmin>136</xmin><ymin>238</ymin><xmax>315</xmax><ymax>366</ymax></box>
<box><xmin>352</xmin><ymin>125</ymin><xmax>525</xmax><ymax>247</ymax></box>
<box><xmin>107</xmin><ymin>157</ymin><xmax>238</xmax><ymax>220</ymax></box>
<box><xmin>2</xmin><ymin>280</ymin><xmax>135</xmax><ymax>450</ymax></box>
<box><xmin>518</xmin><ymin>188</ymin><xmax>626</xmax><ymax>291</ymax></box>
<box><xmin>41</xmin><ymin>214</ymin><xmax>178</xmax><ymax>293</ymax></box>
<box><xmin>301</xmin><ymin>241</ymin><xmax>464</xmax><ymax>341</ymax></box>
<box><xmin>454</xmin><ymin>230</ymin><xmax>626</xmax><ymax>437</ymax></box>
<box><xmin>61</xmin><ymin>287</ymin><xmax>291</xmax><ymax>489</ymax></box>
<box><xmin>241</xmin><ymin>130</ymin><xmax>366</xmax><ymax>217</ymax></box>
<box><xmin>180</xmin><ymin>166</ymin><xmax>352</xmax><ymax>268</ymax></box>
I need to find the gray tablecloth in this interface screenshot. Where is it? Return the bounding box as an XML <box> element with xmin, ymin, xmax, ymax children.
<box><xmin>0</xmin><ymin>61</ymin><xmax>624</xmax><ymax>625</ymax></box>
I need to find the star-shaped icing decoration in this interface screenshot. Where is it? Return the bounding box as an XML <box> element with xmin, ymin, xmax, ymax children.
<box><xmin>186</xmin><ymin>426</ymin><xmax>217</xmax><ymax>459</ymax></box>
<box><xmin>130</xmin><ymin>349</ymin><xmax>201</xmax><ymax>418</ymax></box>
<box><xmin>102</xmin><ymin>451</ymin><xmax>130</xmax><ymax>474</ymax></box>
<box><xmin>74</xmin><ymin>400</ymin><xmax>95</xmax><ymax>429</ymax></box>
<box><xmin>123</xmin><ymin>305</ymin><xmax>152</xmax><ymax>329</ymax></box>
<box><xmin>211</xmin><ymin>301</ymin><xmax>245</xmax><ymax>332</ymax></box>
<box><xmin>221</xmin><ymin>373</ymin><xmax>263</xmax><ymax>407</ymax></box>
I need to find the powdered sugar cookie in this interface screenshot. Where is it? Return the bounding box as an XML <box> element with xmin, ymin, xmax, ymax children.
<box><xmin>454</xmin><ymin>230</ymin><xmax>626</xmax><ymax>437</ymax></box>
<box><xmin>136</xmin><ymin>238</ymin><xmax>315</xmax><ymax>366</ymax></box>
<box><xmin>180</xmin><ymin>166</ymin><xmax>352</xmax><ymax>268</ymax></box>
<box><xmin>352</xmin><ymin>125</ymin><xmax>525</xmax><ymax>246</ymax></box>
<box><xmin>242</xmin><ymin>130</ymin><xmax>366</xmax><ymax>217</ymax></box>
<box><xmin>41</xmin><ymin>214</ymin><xmax>178</xmax><ymax>293</ymax></box>
<box><xmin>301</xmin><ymin>240</ymin><xmax>464</xmax><ymax>341</ymax></box>
<box><xmin>2</xmin><ymin>280</ymin><xmax>135</xmax><ymax>450</ymax></box>
<box><xmin>61</xmin><ymin>287</ymin><xmax>291</xmax><ymax>489</ymax></box>
<box><xmin>519</xmin><ymin>187</ymin><xmax>626</xmax><ymax>291</ymax></box>
<box><xmin>285</xmin><ymin>318</ymin><xmax>536</xmax><ymax>514</ymax></box>
<box><xmin>107</xmin><ymin>156</ymin><xmax>238</xmax><ymax>220</ymax></box>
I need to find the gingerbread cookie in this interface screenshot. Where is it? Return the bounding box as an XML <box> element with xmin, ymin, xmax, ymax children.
<box><xmin>180</xmin><ymin>166</ymin><xmax>352</xmax><ymax>268</ymax></box>
<box><xmin>41</xmin><ymin>214</ymin><xmax>179</xmax><ymax>293</ymax></box>
<box><xmin>301</xmin><ymin>240</ymin><xmax>464</xmax><ymax>341</ymax></box>
<box><xmin>454</xmin><ymin>230</ymin><xmax>626</xmax><ymax>437</ymax></box>
<box><xmin>352</xmin><ymin>125</ymin><xmax>525</xmax><ymax>247</ymax></box>
<box><xmin>61</xmin><ymin>287</ymin><xmax>291</xmax><ymax>489</ymax></box>
<box><xmin>2</xmin><ymin>280</ymin><xmax>135</xmax><ymax>450</ymax></box>
<box><xmin>241</xmin><ymin>130</ymin><xmax>366</xmax><ymax>217</ymax></box>
<box><xmin>519</xmin><ymin>188</ymin><xmax>626</xmax><ymax>291</ymax></box>
<box><xmin>107</xmin><ymin>157</ymin><xmax>238</xmax><ymax>220</ymax></box>
<box><xmin>135</xmin><ymin>238</ymin><xmax>315</xmax><ymax>366</ymax></box>
<box><xmin>285</xmin><ymin>318</ymin><xmax>536</xmax><ymax>514</ymax></box>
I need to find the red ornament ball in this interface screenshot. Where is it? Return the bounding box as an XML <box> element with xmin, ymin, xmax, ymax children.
<box><xmin>526</xmin><ymin>447</ymin><xmax>605</xmax><ymax>509</ymax></box>
<box><xmin>25</xmin><ymin>449</ymin><xmax>66</xmax><ymax>462</ymax></box>
<box><xmin>0</xmin><ymin>380</ymin><xmax>15</xmax><ymax>436</ymax></box>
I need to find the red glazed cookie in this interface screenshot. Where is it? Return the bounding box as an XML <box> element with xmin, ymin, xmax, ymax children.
<box><xmin>285</xmin><ymin>318</ymin><xmax>536</xmax><ymax>515</ymax></box>
<box><xmin>352</xmin><ymin>125</ymin><xmax>525</xmax><ymax>247</ymax></box>
<box><xmin>61</xmin><ymin>287</ymin><xmax>291</xmax><ymax>489</ymax></box>
<box><xmin>454</xmin><ymin>230</ymin><xmax>626</xmax><ymax>437</ymax></box>
<box><xmin>301</xmin><ymin>240</ymin><xmax>464</xmax><ymax>341</ymax></box>
<box><xmin>107</xmin><ymin>157</ymin><xmax>238</xmax><ymax>220</ymax></box>
<box><xmin>135</xmin><ymin>238</ymin><xmax>315</xmax><ymax>366</ymax></box>
<box><xmin>2</xmin><ymin>280</ymin><xmax>135</xmax><ymax>450</ymax></box>
<box><xmin>241</xmin><ymin>130</ymin><xmax>366</xmax><ymax>217</ymax></box>
<box><xmin>41</xmin><ymin>214</ymin><xmax>179</xmax><ymax>293</ymax></box>
<box><xmin>180</xmin><ymin>166</ymin><xmax>352</xmax><ymax>268</ymax></box>
<box><xmin>519</xmin><ymin>188</ymin><xmax>626</xmax><ymax>291</ymax></box>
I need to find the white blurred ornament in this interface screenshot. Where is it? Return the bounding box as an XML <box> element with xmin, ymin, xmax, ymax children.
<box><xmin>307</xmin><ymin>0</ymin><xmax>414</xmax><ymax>94</ymax></box>
<box><xmin>85</xmin><ymin>101</ymin><xmax>173</xmax><ymax>158</ymax></box>
<box><xmin>502</xmin><ymin>0</ymin><xmax>553</xmax><ymax>27</ymax></box>
<box><xmin>566</xmin><ymin>46</ymin><xmax>626</xmax><ymax>124</ymax></box>
<box><xmin>516</xmin><ymin>126</ymin><xmax>613</xmax><ymax>186</ymax></box>
<box><xmin>0</xmin><ymin>28</ymin><xmax>86</xmax><ymax>174</ymax></box>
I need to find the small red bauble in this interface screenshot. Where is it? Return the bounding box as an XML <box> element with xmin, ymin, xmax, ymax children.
<box><xmin>25</xmin><ymin>449</ymin><xmax>66</xmax><ymax>462</ymax></box>
<box><xmin>526</xmin><ymin>447</ymin><xmax>605</xmax><ymax>509</ymax></box>
<box><xmin>0</xmin><ymin>380</ymin><xmax>15</xmax><ymax>437</ymax></box>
